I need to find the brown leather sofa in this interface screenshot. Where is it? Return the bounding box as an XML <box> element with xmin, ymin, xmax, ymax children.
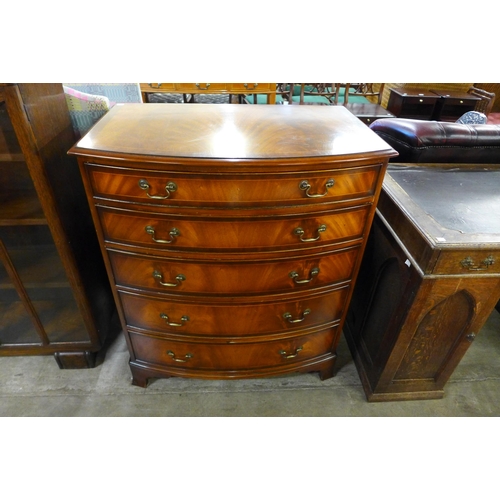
<box><xmin>369</xmin><ymin>118</ymin><xmax>500</xmax><ymax>163</ymax></box>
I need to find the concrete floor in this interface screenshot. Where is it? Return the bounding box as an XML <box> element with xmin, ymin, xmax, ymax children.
<box><xmin>1</xmin><ymin>309</ymin><xmax>499</xmax><ymax>417</ymax></box>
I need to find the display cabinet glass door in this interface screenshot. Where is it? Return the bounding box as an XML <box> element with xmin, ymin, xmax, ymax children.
<box><xmin>0</xmin><ymin>100</ymin><xmax>87</xmax><ymax>348</ymax></box>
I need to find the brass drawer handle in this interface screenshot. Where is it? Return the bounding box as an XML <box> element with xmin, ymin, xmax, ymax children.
<box><xmin>147</xmin><ymin>83</ymin><xmax>163</xmax><ymax>89</ymax></box>
<box><xmin>167</xmin><ymin>350</ymin><xmax>193</xmax><ymax>363</ymax></box>
<box><xmin>195</xmin><ymin>83</ymin><xmax>211</xmax><ymax>90</ymax></box>
<box><xmin>283</xmin><ymin>309</ymin><xmax>311</xmax><ymax>323</ymax></box>
<box><xmin>145</xmin><ymin>226</ymin><xmax>180</xmax><ymax>244</ymax></box>
<box><xmin>460</xmin><ymin>255</ymin><xmax>495</xmax><ymax>271</ymax></box>
<box><xmin>244</xmin><ymin>83</ymin><xmax>258</xmax><ymax>90</ymax></box>
<box><xmin>153</xmin><ymin>270</ymin><xmax>186</xmax><ymax>287</ymax></box>
<box><xmin>466</xmin><ymin>332</ymin><xmax>476</xmax><ymax>342</ymax></box>
<box><xmin>299</xmin><ymin>179</ymin><xmax>335</xmax><ymax>198</ymax></box>
<box><xmin>289</xmin><ymin>267</ymin><xmax>319</xmax><ymax>284</ymax></box>
<box><xmin>160</xmin><ymin>313</ymin><xmax>189</xmax><ymax>327</ymax></box>
<box><xmin>138</xmin><ymin>179</ymin><xmax>177</xmax><ymax>199</ymax></box>
<box><xmin>294</xmin><ymin>225</ymin><xmax>326</xmax><ymax>242</ymax></box>
<box><xmin>279</xmin><ymin>346</ymin><xmax>303</xmax><ymax>359</ymax></box>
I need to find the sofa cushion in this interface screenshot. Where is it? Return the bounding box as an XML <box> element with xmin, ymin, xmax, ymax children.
<box><xmin>369</xmin><ymin>118</ymin><xmax>500</xmax><ymax>163</ymax></box>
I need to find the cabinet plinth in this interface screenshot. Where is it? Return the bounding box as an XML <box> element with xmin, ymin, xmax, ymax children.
<box><xmin>69</xmin><ymin>103</ymin><xmax>397</xmax><ymax>386</ymax></box>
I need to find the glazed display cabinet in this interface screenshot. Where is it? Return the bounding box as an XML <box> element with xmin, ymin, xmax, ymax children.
<box><xmin>0</xmin><ymin>83</ymin><xmax>115</xmax><ymax>368</ymax></box>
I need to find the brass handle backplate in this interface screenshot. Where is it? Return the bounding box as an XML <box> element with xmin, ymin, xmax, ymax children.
<box><xmin>460</xmin><ymin>255</ymin><xmax>495</xmax><ymax>271</ymax></box>
<box><xmin>299</xmin><ymin>179</ymin><xmax>335</xmax><ymax>198</ymax></box>
<box><xmin>138</xmin><ymin>179</ymin><xmax>177</xmax><ymax>199</ymax></box>
<box><xmin>145</xmin><ymin>226</ymin><xmax>180</xmax><ymax>244</ymax></box>
<box><xmin>153</xmin><ymin>270</ymin><xmax>185</xmax><ymax>287</ymax></box>
<box><xmin>294</xmin><ymin>225</ymin><xmax>326</xmax><ymax>242</ymax></box>
<box><xmin>289</xmin><ymin>267</ymin><xmax>319</xmax><ymax>284</ymax></box>
<box><xmin>244</xmin><ymin>83</ymin><xmax>258</xmax><ymax>90</ymax></box>
<box><xmin>283</xmin><ymin>309</ymin><xmax>311</xmax><ymax>323</ymax></box>
<box><xmin>147</xmin><ymin>83</ymin><xmax>163</xmax><ymax>89</ymax></box>
<box><xmin>195</xmin><ymin>83</ymin><xmax>211</xmax><ymax>90</ymax></box>
<box><xmin>160</xmin><ymin>313</ymin><xmax>189</xmax><ymax>327</ymax></box>
<box><xmin>279</xmin><ymin>346</ymin><xmax>303</xmax><ymax>359</ymax></box>
<box><xmin>167</xmin><ymin>350</ymin><xmax>193</xmax><ymax>362</ymax></box>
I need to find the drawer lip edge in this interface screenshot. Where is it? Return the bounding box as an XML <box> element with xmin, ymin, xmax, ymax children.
<box><xmin>129</xmin><ymin>353</ymin><xmax>336</xmax><ymax>380</ymax></box>
<box><xmin>126</xmin><ymin>321</ymin><xmax>341</xmax><ymax>343</ymax></box>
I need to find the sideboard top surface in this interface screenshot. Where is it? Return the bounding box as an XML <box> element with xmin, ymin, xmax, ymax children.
<box><xmin>383</xmin><ymin>166</ymin><xmax>500</xmax><ymax>246</ymax></box>
<box><xmin>69</xmin><ymin>103</ymin><xmax>397</xmax><ymax>161</ymax></box>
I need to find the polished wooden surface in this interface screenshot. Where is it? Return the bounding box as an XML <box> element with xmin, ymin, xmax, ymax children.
<box><xmin>71</xmin><ymin>104</ymin><xmax>397</xmax><ymax>386</ymax></box>
<box><xmin>71</xmin><ymin>103</ymin><xmax>395</xmax><ymax>160</ymax></box>
<box><xmin>97</xmin><ymin>204</ymin><xmax>371</xmax><ymax>251</ymax></box>
<box><xmin>343</xmin><ymin>102</ymin><xmax>395</xmax><ymax>125</ymax></box>
<box><xmin>345</xmin><ymin>165</ymin><xmax>500</xmax><ymax>401</ymax></box>
<box><xmin>87</xmin><ymin>163</ymin><xmax>380</xmax><ymax>207</ymax></box>
<box><xmin>108</xmin><ymin>245</ymin><xmax>360</xmax><ymax>295</ymax></box>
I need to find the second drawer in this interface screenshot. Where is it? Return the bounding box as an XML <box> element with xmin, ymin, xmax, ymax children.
<box><xmin>98</xmin><ymin>205</ymin><xmax>370</xmax><ymax>252</ymax></box>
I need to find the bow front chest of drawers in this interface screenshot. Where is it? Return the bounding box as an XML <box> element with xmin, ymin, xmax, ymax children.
<box><xmin>69</xmin><ymin>103</ymin><xmax>397</xmax><ymax>387</ymax></box>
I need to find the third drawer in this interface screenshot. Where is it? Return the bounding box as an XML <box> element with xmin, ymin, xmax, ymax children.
<box><xmin>108</xmin><ymin>245</ymin><xmax>360</xmax><ymax>295</ymax></box>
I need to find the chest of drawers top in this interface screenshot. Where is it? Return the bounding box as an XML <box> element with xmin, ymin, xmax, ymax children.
<box><xmin>69</xmin><ymin>103</ymin><xmax>397</xmax><ymax>163</ymax></box>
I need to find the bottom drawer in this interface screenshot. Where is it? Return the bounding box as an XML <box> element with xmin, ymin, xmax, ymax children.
<box><xmin>129</xmin><ymin>327</ymin><xmax>338</xmax><ymax>372</ymax></box>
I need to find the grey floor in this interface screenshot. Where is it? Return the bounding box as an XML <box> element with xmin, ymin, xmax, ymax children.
<box><xmin>1</xmin><ymin>309</ymin><xmax>499</xmax><ymax>417</ymax></box>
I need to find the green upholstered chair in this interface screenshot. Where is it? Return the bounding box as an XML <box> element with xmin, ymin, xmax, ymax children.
<box><xmin>340</xmin><ymin>84</ymin><xmax>390</xmax><ymax>123</ymax></box>
<box><xmin>242</xmin><ymin>83</ymin><xmax>287</xmax><ymax>104</ymax></box>
<box><xmin>342</xmin><ymin>83</ymin><xmax>385</xmax><ymax>104</ymax></box>
<box><xmin>289</xmin><ymin>83</ymin><xmax>342</xmax><ymax>105</ymax></box>
<box><xmin>243</xmin><ymin>93</ymin><xmax>285</xmax><ymax>104</ymax></box>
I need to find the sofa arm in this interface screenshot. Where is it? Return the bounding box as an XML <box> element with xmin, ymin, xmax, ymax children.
<box><xmin>369</xmin><ymin>118</ymin><xmax>500</xmax><ymax>163</ymax></box>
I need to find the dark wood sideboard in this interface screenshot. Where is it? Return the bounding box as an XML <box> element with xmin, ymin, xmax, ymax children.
<box><xmin>0</xmin><ymin>83</ymin><xmax>116</xmax><ymax>367</ymax></box>
<box><xmin>387</xmin><ymin>87</ymin><xmax>480</xmax><ymax>121</ymax></box>
<box><xmin>69</xmin><ymin>103</ymin><xmax>397</xmax><ymax>387</ymax></box>
<box><xmin>344</xmin><ymin>165</ymin><xmax>500</xmax><ymax>401</ymax></box>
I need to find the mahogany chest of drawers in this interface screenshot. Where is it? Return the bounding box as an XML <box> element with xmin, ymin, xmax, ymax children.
<box><xmin>345</xmin><ymin>165</ymin><xmax>500</xmax><ymax>401</ymax></box>
<box><xmin>69</xmin><ymin>103</ymin><xmax>397</xmax><ymax>387</ymax></box>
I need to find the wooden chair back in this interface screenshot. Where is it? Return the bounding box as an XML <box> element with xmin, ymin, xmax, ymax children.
<box><xmin>468</xmin><ymin>86</ymin><xmax>495</xmax><ymax>116</ymax></box>
<box><xmin>343</xmin><ymin>83</ymin><xmax>385</xmax><ymax>104</ymax></box>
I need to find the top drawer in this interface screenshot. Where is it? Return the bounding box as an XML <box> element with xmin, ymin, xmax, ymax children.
<box><xmin>140</xmin><ymin>83</ymin><xmax>274</xmax><ymax>93</ymax></box>
<box><xmin>432</xmin><ymin>250</ymin><xmax>499</xmax><ymax>276</ymax></box>
<box><xmin>141</xmin><ymin>83</ymin><xmax>227</xmax><ymax>92</ymax></box>
<box><xmin>85</xmin><ymin>163</ymin><xmax>381</xmax><ymax>208</ymax></box>
<box><xmin>227</xmin><ymin>83</ymin><xmax>275</xmax><ymax>92</ymax></box>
